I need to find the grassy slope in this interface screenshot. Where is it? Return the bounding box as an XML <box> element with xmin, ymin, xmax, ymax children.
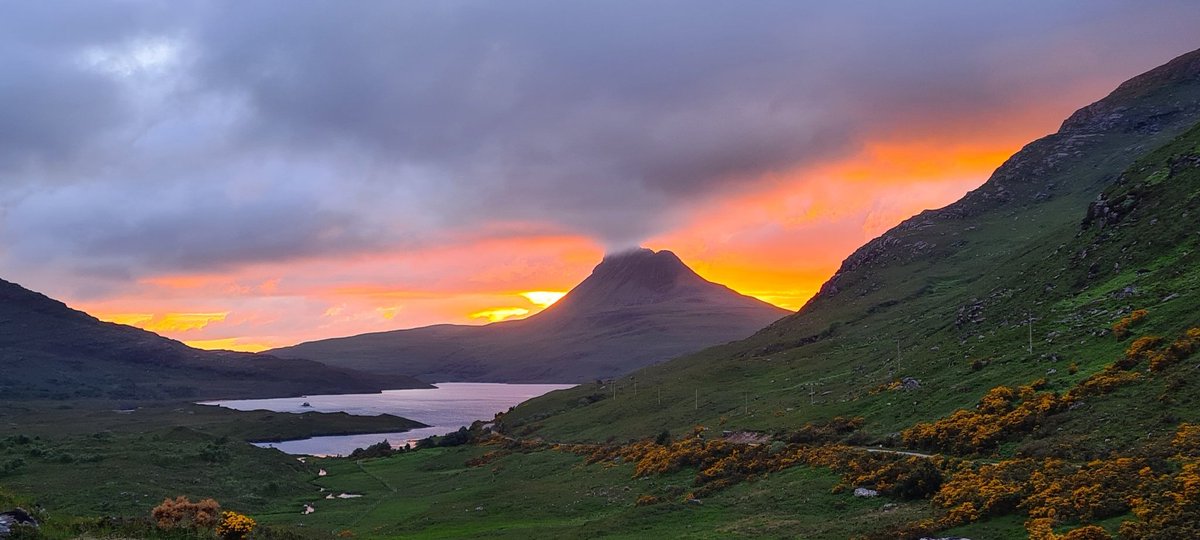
<box><xmin>260</xmin><ymin>446</ymin><xmax>931</xmax><ymax>540</ymax></box>
<box><xmin>5</xmin><ymin>49</ymin><xmax>1200</xmax><ymax>540</ymax></box>
<box><xmin>227</xmin><ymin>74</ymin><xmax>1200</xmax><ymax>540</ymax></box>
<box><xmin>0</xmin><ymin>403</ymin><xmax>424</xmax><ymax>530</ymax></box>
<box><xmin>500</xmin><ymin>51</ymin><xmax>1200</xmax><ymax>456</ymax></box>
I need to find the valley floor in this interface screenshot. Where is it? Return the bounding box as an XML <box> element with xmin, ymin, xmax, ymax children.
<box><xmin>263</xmin><ymin>446</ymin><xmax>938</xmax><ymax>540</ymax></box>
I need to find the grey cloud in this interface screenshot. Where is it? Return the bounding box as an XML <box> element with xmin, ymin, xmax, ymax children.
<box><xmin>4</xmin><ymin>178</ymin><xmax>378</xmax><ymax>273</ymax></box>
<box><xmin>1</xmin><ymin>0</ymin><xmax>1199</xmax><ymax>292</ymax></box>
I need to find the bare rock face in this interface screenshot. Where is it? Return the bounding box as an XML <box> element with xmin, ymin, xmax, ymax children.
<box><xmin>0</xmin><ymin>509</ymin><xmax>38</xmax><ymax>538</ymax></box>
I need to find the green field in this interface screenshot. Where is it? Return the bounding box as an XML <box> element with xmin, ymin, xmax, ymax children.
<box><xmin>257</xmin><ymin>446</ymin><xmax>937</xmax><ymax>539</ymax></box>
<box><xmin>3</xmin><ymin>48</ymin><xmax>1200</xmax><ymax>540</ymax></box>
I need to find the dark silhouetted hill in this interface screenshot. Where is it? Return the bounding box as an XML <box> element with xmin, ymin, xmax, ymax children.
<box><xmin>270</xmin><ymin>249</ymin><xmax>790</xmax><ymax>382</ymax></box>
<box><xmin>0</xmin><ymin>279</ymin><xmax>430</xmax><ymax>400</ymax></box>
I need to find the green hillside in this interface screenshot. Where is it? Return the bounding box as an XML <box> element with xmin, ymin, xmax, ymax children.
<box><xmin>6</xmin><ymin>46</ymin><xmax>1200</xmax><ymax>540</ymax></box>
<box><xmin>209</xmin><ymin>47</ymin><xmax>1200</xmax><ymax>540</ymax></box>
<box><xmin>502</xmin><ymin>48</ymin><xmax>1200</xmax><ymax>454</ymax></box>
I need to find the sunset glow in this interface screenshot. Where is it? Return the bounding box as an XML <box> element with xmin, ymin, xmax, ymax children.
<box><xmin>60</xmin><ymin>120</ymin><xmax>1142</xmax><ymax>347</ymax></box>
<box><xmin>2</xmin><ymin>3</ymin><xmax>1196</xmax><ymax>353</ymax></box>
<box><xmin>520</xmin><ymin>291</ymin><xmax>567</xmax><ymax>308</ymax></box>
<box><xmin>470</xmin><ymin>307</ymin><xmax>532</xmax><ymax>323</ymax></box>
<box><xmin>181</xmin><ymin>338</ymin><xmax>275</xmax><ymax>353</ymax></box>
<box><xmin>96</xmin><ymin>312</ymin><xmax>230</xmax><ymax>333</ymax></box>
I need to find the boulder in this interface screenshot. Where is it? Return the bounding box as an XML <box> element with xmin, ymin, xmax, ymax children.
<box><xmin>0</xmin><ymin>509</ymin><xmax>38</xmax><ymax>538</ymax></box>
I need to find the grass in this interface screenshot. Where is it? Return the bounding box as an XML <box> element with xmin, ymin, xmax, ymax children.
<box><xmin>0</xmin><ymin>401</ymin><xmax>425</xmax><ymax>536</ymax></box>
<box><xmin>3</xmin><ymin>53</ymin><xmax>1200</xmax><ymax>539</ymax></box>
<box><xmin>257</xmin><ymin>446</ymin><xmax>931</xmax><ymax>539</ymax></box>
<box><xmin>502</xmin><ymin>120</ymin><xmax>1200</xmax><ymax>460</ymax></box>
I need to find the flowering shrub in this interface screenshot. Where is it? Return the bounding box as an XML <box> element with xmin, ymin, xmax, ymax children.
<box><xmin>1022</xmin><ymin>457</ymin><xmax>1148</xmax><ymax>523</ymax></box>
<box><xmin>1117</xmin><ymin>335</ymin><xmax>1163</xmax><ymax>369</ymax></box>
<box><xmin>151</xmin><ymin>496</ymin><xmax>221</xmax><ymax>529</ymax></box>
<box><xmin>929</xmin><ymin>457</ymin><xmax>1146</xmax><ymax>536</ymax></box>
<box><xmin>869</xmin><ymin>380</ymin><xmax>904</xmax><ymax>394</ymax></box>
<box><xmin>635</xmin><ymin>494</ymin><xmax>661</xmax><ymax>506</ymax></box>
<box><xmin>1148</xmin><ymin>328</ymin><xmax>1200</xmax><ymax>372</ymax></box>
<box><xmin>1027</xmin><ymin>519</ymin><xmax>1113</xmax><ymax>540</ymax></box>
<box><xmin>1065</xmin><ymin>369</ymin><xmax>1141</xmax><ymax>400</ymax></box>
<box><xmin>828</xmin><ymin>453</ymin><xmax>948</xmax><ymax>499</ymax></box>
<box><xmin>1119</xmin><ymin>462</ymin><xmax>1200</xmax><ymax>539</ymax></box>
<box><xmin>215</xmin><ymin>511</ymin><xmax>256</xmax><ymax>540</ymax></box>
<box><xmin>902</xmin><ymin>382</ymin><xmax>1065</xmax><ymax>454</ymax></box>
<box><xmin>1111</xmin><ymin>309</ymin><xmax>1148</xmax><ymax>339</ymax></box>
<box><xmin>908</xmin><ymin>326</ymin><xmax>1200</xmax><ymax>457</ymax></box>
<box><xmin>1173</xmin><ymin>423</ymin><xmax>1200</xmax><ymax>457</ymax></box>
<box><xmin>933</xmin><ymin>459</ymin><xmax>1048</xmax><ymax>520</ymax></box>
<box><xmin>465</xmin><ymin>450</ymin><xmax>506</xmax><ymax>468</ymax></box>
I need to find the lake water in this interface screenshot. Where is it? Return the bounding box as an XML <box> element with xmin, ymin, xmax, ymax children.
<box><xmin>201</xmin><ymin>382</ymin><xmax>573</xmax><ymax>456</ymax></box>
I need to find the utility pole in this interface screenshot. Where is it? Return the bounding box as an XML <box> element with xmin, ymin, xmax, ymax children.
<box><xmin>1028</xmin><ymin>312</ymin><xmax>1033</xmax><ymax>355</ymax></box>
<box><xmin>694</xmin><ymin>389</ymin><xmax>699</xmax><ymax>411</ymax></box>
<box><xmin>657</xmin><ymin>387</ymin><xmax>662</xmax><ymax>406</ymax></box>
<box><xmin>896</xmin><ymin>340</ymin><xmax>902</xmax><ymax>375</ymax></box>
<box><xmin>633</xmin><ymin>380</ymin><xmax>638</xmax><ymax>397</ymax></box>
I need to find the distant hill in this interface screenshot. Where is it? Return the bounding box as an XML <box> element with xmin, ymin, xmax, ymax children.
<box><xmin>0</xmin><ymin>278</ymin><xmax>431</xmax><ymax>400</ymax></box>
<box><xmin>269</xmin><ymin>248</ymin><xmax>790</xmax><ymax>382</ymax></box>
<box><xmin>502</xmin><ymin>47</ymin><xmax>1200</xmax><ymax>450</ymax></box>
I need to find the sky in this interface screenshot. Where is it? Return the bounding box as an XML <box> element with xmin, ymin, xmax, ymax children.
<box><xmin>2</xmin><ymin>1</ymin><xmax>1199</xmax><ymax>352</ymax></box>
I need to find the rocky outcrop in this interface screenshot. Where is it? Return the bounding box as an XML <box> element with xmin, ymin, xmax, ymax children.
<box><xmin>809</xmin><ymin>48</ymin><xmax>1200</xmax><ymax>304</ymax></box>
<box><xmin>0</xmin><ymin>509</ymin><xmax>38</xmax><ymax>537</ymax></box>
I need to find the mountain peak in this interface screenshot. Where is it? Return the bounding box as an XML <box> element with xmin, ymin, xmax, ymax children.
<box><xmin>591</xmin><ymin>248</ymin><xmax>694</xmax><ymax>291</ymax></box>
<box><xmin>270</xmin><ymin>247</ymin><xmax>788</xmax><ymax>382</ymax></box>
<box><xmin>1059</xmin><ymin>47</ymin><xmax>1200</xmax><ymax>135</ymax></box>
<box><xmin>533</xmin><ymin>247</ymin><xmax>771</xmax><ymax>318</ymax></box>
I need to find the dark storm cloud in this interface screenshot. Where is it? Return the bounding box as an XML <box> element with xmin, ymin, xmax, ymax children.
<box><xmin>1</xmin><ymin>0</ymin><xmax>1199</xmax><ymax>289</ymax></box>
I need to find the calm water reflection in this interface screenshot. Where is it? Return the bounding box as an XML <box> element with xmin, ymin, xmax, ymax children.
<box><xmin>202</xmin><ymin>382</ymin><xmax>573</xmax><ymax>456</ymax></box>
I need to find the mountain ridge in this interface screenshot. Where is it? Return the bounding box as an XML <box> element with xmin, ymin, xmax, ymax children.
<box><xmin>0</xmin><ymin>277</ymin><xmax>431</xmax><ymax>400</ymax></box>
<box><xmin>500</xmin><ymin>46</ymin><xmax>1200</xmax><ymax>453</ymax></box>
<box><xmin>269</xmin><ymin>248</ymin><xmax>790</xmax><ymax>383</ymax></box>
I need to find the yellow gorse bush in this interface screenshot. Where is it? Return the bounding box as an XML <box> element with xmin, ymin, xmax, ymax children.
<box><xmin>215</xmin><ymin>511</ymin><xmax>256</xmax><ymax>540</ymax></box>
<box><xmin>1111</xmin><ymin>309</ymin><xmax>1148</xmax><ymax>339</ymax></box>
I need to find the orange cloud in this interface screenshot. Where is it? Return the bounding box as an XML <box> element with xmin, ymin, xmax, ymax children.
<box><xmin>99</xmin><ymin>312</ymin><xmax>155</xmax><ymax>327</ymax></box>
<box><xmin>470</xmin><ymin>307</ymin><xmax>530</xmax><ymax>322</ymax></box>
<box><xmin>96</xmin><ymin>311</ymin><xmax>229</xmax><ymax>333</ymax></box>
<box><xmin>183</xmin><ymin>337</ymin><xmax>276</xmax><ymax>353</ymax></box>
<box><xmin>68</xmin><ymin>124</ymin><xmax>1037</xmax><ymax>347</ymax></box>
<box><xmin>647</xmin><ymin>132</ymin><xmax>1028</xmax><ymax>311</ymax></box>
<box><xmin>376</xmin><ymin>306</ymin><xmax>401</xmax><ymax>320</ymax></box>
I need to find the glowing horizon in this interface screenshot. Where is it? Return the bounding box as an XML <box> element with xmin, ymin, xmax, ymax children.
<box><xmin>82</xmin><ymin>136</ymin><xmax>1018</xmax><ymax>352</ymax></box>
<box><xmin>3</xmin><ymin>3</ymin><xmax>1197</xmax><ymax>354</ymax></box>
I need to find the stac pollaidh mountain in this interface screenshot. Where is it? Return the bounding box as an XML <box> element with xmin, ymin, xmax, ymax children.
<box><xmin>0</xmin><ymin>278</ymin><xmax>430</xmax><ymax>401</ymax></box>
<box><xmin>270</xmin><ymin>248</ymin><xmax>790</xmax><ymax>383</ymax></box>
<box><xmin>5</xmin><ymin>42</ymin><xmax>1200</xmax><ymax>540</ymax></box>
<box><xmin>506</xmin><ymin>47</ymin><xmax>1200</xmax><ymax>450</ymax></box>
<box><xmin>234</xmin><ymin>47</ymin><xmax>1200</xmax><ymax>540</ymax></box>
